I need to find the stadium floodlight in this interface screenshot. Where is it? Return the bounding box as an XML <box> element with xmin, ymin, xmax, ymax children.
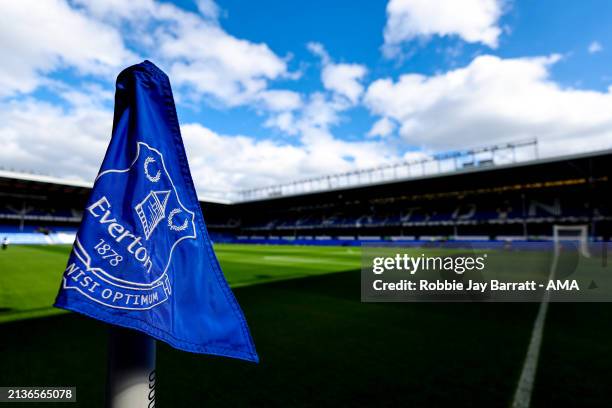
<box><xmin>553</xmin><ymin>224</ymin><xmax>590</xmax><ymax>258</ymax></box>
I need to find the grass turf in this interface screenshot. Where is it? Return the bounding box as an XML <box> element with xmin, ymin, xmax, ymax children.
<box><xmin>1</xmin><ymin>244</ymin><xmax>612</xmax><ymax>406</ymax></box>
<box><xmin>0</xmin><ymin>244</ymin><xmax>362</xmax><ymax>323</ymax></box>
<box><xmin>1</xmin><ymin>270</ymin><xmax>538</xmax><ymax>407</ymax></box>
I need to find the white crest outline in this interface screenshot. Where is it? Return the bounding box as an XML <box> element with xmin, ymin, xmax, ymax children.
<box><xmin>62</xmin><ymin>237</ymin><xmax>169</xmax><ymax>310</ymax></box>
<box><xmin>94</xmin><ymin>142</ymin><xmax>197</xmax><ymax>287</ymax></box>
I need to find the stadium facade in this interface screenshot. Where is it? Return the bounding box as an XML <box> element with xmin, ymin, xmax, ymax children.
<box><xmin>0</xmin><ymin>148</ymin><xmax>610</xmax><ymax>245</ymax></box>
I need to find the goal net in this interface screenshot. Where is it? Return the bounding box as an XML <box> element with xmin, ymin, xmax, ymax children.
<box><xmin>553</xmin><ymin>225</ymin><xmax>590</xmax><ymax>258</ymax></box>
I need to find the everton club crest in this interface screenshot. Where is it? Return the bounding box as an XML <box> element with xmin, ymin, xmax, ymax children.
<box><xmin>61</xmin><ymin>142</ymin><xmax>196</xmax><ymax>310</ymax></box>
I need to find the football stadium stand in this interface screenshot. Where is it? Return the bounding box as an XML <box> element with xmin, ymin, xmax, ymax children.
<box><xmin>0</xmin><ymin>146</ymin><xmax>610</xmax><ymax>245</ymax></box>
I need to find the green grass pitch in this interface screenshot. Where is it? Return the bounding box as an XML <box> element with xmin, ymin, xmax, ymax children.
<box><xmin>0</xmin><ymin>244</ymin><xmax>361</xmax><ymax>323</ymax></box>
<box><xmin>1</xmin><ymin>244</ymin><xmax>611</xmax><ymax>407</ymax></box>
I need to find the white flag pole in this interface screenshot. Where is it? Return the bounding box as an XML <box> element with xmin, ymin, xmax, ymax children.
<box><xmin>106</xmin><ymin>327</ymin><xmax>157</xmax><ymax>408</ymax></box>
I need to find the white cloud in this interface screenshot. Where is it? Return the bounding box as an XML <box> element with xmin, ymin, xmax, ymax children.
<box><xmin>0</xmin><ymin>1</ymin><xmax>398</xmax><ymax>196</ymax></box>
<box><xmin>402</xmin><ymin>150</ymin><xmax>430</xmax><ymax>161</ymax></box>
<box><xmin>300</xmin><ymin>92</ymin><xmax>341</xmax><ymax>129</ymax></box>
<box><xmin>588</xmin><ymin>41</ymin><xmax>603</xmax><ymax>54</ymax></box>
<box><xmin>183</xmin><ymin>123</ymin><xmax>397</xmax><ymax>194</ymax></box>
<box><xmin>322</xmin><ymin>64</ymin><xmax>368</xmax><ymax>105</ymax></box>
<box><xmin>74</xmin><ymin>0</ymin><xmax>295</xmax><ymax>109</ymax></box>
<box><xmin>0</xmin><ymin>98</ymin><xmax>111</xmax><ymax>179</ymax></box>
<box><xmin>12</xmin><ymin>0</ymin><xmax>612</xmax><ymax>199</ymax></box>
<box><xmin>308</xmin><ymin>42</ymin><xmax>367</xmax><ymax>105</ymax></box>
<box><xmin>161</xmin><ymin>22</ymin><xmax>290</xmax><ymax>107</ymax></box>
<box><xmin>0</xmin><ymin>93</ymin><xmax>396</xmax><ymax>195</ymax></box>
<box><xmin>368</xmin><ymin>117</ymin><xmax>396</xmax><ymax>137</ymax></box>
<box><xmin>365</xmin><ymin>54</ymin><xmax>612</xmax><ymax>157</ymax></box>
<box><xmin>260</xmin><ymin>44</ymin><xmax>383</xmax><ymax>175</ymax></box>
<box><xmin>383</xmin><ymin>0</ymin><xmax>504</xmax><ymax>57</ymax></box>
<box><xmin>196</xmin><ymin>0</ymin><xmax>222</xmax><ymax>21</ymax></box>
<box><xmin>72</xmin><ymin>0</ymin><xmax>158</xmax><ymax>20</ymax></box>
<box><xmin>264</xmin><ymin>112</ymin><xmax>298</xmax><ymax>135</ymax></box>
<box><xmin>182</xmin><ymin>124</ymin><xmax>312</xmax><ymax>192</ymax></box>
<box><xmin>257</xmin><ymin>90</ymin><xmax>303</xmax><ymax>112</ymax></box>
<box><xmin>306</xmin><ymin>42</ymin><xmax>330</xmax><ymax>64</ymax></box>
<box><xmin>0</xmin><ymin>0</ymin><xmax>136</xmax><ymax>97</ymax></box>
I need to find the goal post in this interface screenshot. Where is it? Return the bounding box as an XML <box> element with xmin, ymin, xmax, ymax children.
<box><xmin>553</xmin><ymin>224</ymin><xmax>590</xmax><ymax>258</ymax></box>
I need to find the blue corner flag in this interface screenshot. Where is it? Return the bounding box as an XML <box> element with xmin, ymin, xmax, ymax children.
<box><xmin>54</xmin><ymin>60</ymin><xmax>258</xmax><ymax>363</ymax></box>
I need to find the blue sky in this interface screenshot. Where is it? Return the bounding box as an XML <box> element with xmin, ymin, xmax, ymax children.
<box><xmin>1</xmin><ymin>0</ymin><xmax>611</xmax><ymax>196</ymax></box>
<box><xmin>205</xmin><ymin>0</ymin><xmax>612</xmax><ymax>140</ymax></box>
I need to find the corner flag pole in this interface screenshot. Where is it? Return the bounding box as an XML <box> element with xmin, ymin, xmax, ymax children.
<box><xmin>106</xmin><ymin>327</ymin><xmax>156</xmax><ymax>408</ymax></box>
<box><xmin>54</xmin><ymin>60</ymin><xmax>258</xmax><ymax>408</ymax></box>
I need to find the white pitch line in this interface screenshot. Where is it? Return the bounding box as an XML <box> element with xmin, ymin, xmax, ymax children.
<box><xmin>511</xmin><ymin>254</ymin><xmax>558</xmax><ymax>408</ymax></box>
